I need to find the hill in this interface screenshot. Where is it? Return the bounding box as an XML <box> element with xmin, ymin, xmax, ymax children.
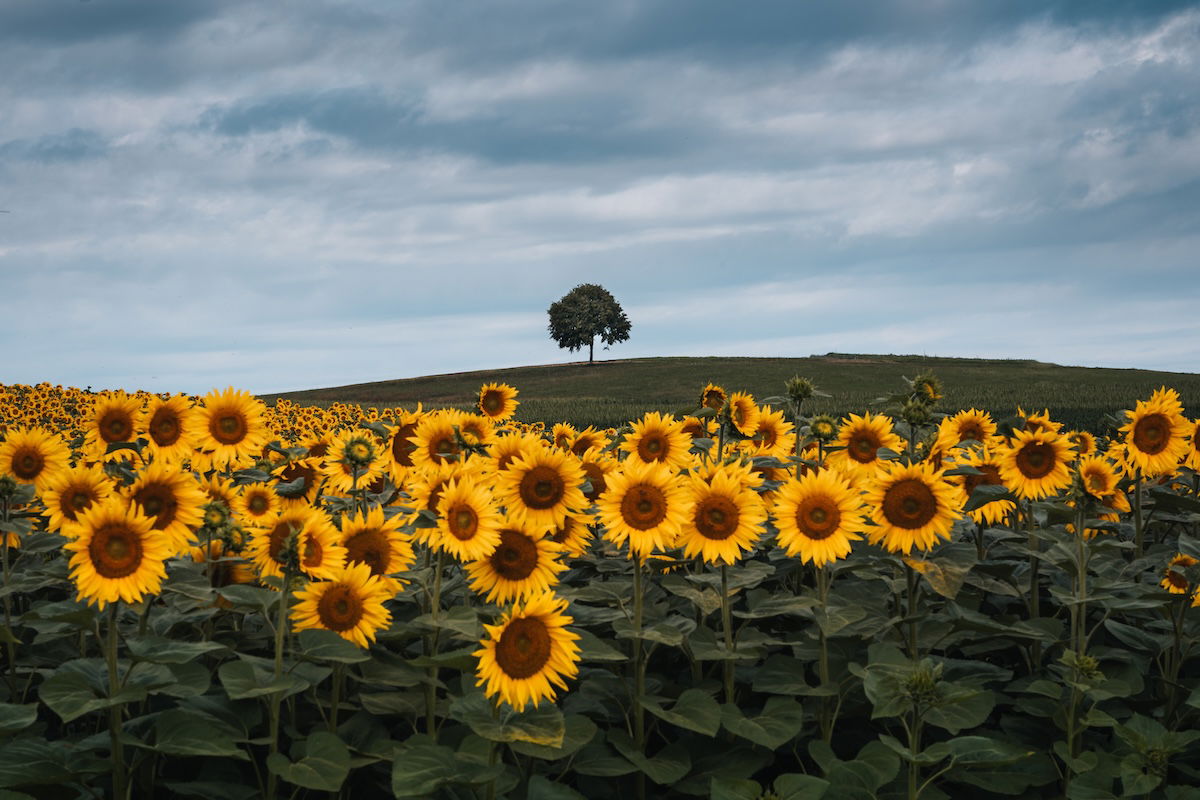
<box><xmin>261</xmin><ymin>354</ymin><xmax>1200</xmax><ymax>433</ymax></box>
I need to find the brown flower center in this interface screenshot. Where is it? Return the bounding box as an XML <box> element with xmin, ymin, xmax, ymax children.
<box><xmin>481</xmin><ymin>392</ymin><xmax>503</xmax><ymax>415</ymax></box>
<box><xmin>88</xmin><ymin>524</ymin><xmax>144</xmax><ymax>579</ymax></box>
<box><xmin>581</xmin><ymin>462</ymin><xmax>607</xmax><ymax>502</ymax></box>
<box><xmin>316</xmin><ymin>584</ymin><xmax>364</xmax><ymax>632</ymax></box>
<box><xmin>1132</xmin><ymin>413</ymin><xmax>1170</xmax><ymax>455</ymax></box>
<box><xmin>495</xmin><ymin>616</ymin><xmax>552</xmax><ymax>679</ymax></box>
<box><xmin>490</xmin><ymin>530</ymin><xmax>538</xmax><ymax>581</ymax></box>
<box><xmin>962</xmin><ymin>464</ymin><xmax>1003</xmax><ymax>495</ymax></box>
<box><xmin>849</xmin><ymin>432</ymin><xmax>881</xmax><ymax>463</ymax></box>
<box><xmin>391</xmin><ymin>422</ymin><xmax>418</xmax><ymax>467</ymax></box>
<box><xmin>637</xmin><ymin>434</ymin><xmax>666</xmax><ymax>462</ymax></box>
<box><xmin>99</xmin><ymin>409</ymin><xmax>133</xmax><ymax>443</ymax></box>
<box><xmin>519</xmin><ymin>465</ymin><xmax>566</xmax><ymax>510</ymax></box>
<box><xmin>149</xmin><ymin>407</ymin><xmax>182</xmax><ymax>447</ymax></box>
<box><xmin>881</xmin><ymin>478</ymin><xmax>937</xmax><ymax>530</ymax></box>
<box><xmin>694</xmin><ymin>495</ymin><xmax>739</xmax><ymax>541</ymax></box>
<box><xmin>211</xmin><ymin>410</ymin><xmax>248</xmax><ymax>445</ymax></box>
<box><xmin>345</xmin><ymin>528</ymin><xmax>390</xmax><ymax>575</ymax></box>
<box><xmin>620</xmin><ymin>484</ymin><xmax>667</xmax><ymax>531</ymax></box>
<box><xmin>246</xmin><ymin>492</ymin><xmax>270</xmax><ymax>516</ymax></box>
<box><xmin>447</xmin><ymin>503</ymin><xmax>479</xmax><ymax>541</ymax></box>
<box><xmin>132</xmin><ymin>483</ymin><xmax>177</xmax><ymax>530</ymax></box>
<box><xmin>1015</xmin><ymin>442</ymin><xmax>1056</xmax><ymax>479</ymax></box>
<box><xmin>956</xmin><ymin>422</ymin><xmax>985</xmax><ymax>444</ymax></box>
<box><xmin>796</xmin><ymin>495</ymin><xmax>841</xmax><ymax>540</ymax></box>
<box><xmin>12</xmin><ymin>446</ymin><xmax>44</xmax><ymax>480</ymax></box>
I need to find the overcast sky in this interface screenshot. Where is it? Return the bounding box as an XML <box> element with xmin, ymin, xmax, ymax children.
<box><xmin>1</xmin><ymin>1</ymin><xmax>1198</xmax><ymax>394</ymax></box>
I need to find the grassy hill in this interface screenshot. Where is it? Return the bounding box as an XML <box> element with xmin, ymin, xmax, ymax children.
<box><xmin>261</xmin><ymin>354</ymin><xmax>1200</xmax><ymax>433</ymax></box>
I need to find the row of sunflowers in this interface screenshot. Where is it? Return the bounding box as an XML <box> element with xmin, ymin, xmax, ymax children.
<box><xmin>0</xmin><ymin>377</ymin><xmax>1198</xmax><ymax>799</ymax></box>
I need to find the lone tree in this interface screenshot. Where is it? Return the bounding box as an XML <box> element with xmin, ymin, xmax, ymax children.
<box><xmin>547</xmin><ymin>283</ymin><xmax>631</xmax><ymax>364</ymax></box>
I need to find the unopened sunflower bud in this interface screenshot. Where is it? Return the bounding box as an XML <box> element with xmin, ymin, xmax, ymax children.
<box><xmin>809</xmin><ymin>414</ymin><xmax>838</xmax><ymax>443</ymax></box>
<box><xmin>901</xmin><ymin>398</ymin><xmax>932</xmax><ymax>427</ymax></box>
<box><xmin>0</xmin><ymin>475</ymin><xmax>18</xmax><ymax>501</ymax></box>
<box><xmin>785</xmin><ymin>376</ymin><xmax>815</xmax><ymax>405</ymax></box>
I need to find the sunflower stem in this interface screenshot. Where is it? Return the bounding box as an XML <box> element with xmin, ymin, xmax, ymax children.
<box><xmin>816</xmin><ymin>564</ymin><xmax>834</xmax><ymax>743</ymax></box>
<box><xmin>106</xmin><ymin>603</ymin><xmax>128</xmax><ymax>800</ymax></box>
<box><xmin>267</xmin><ymin>564</ymin><xmax>294</xmax><ymax>800</ymax></box>
<box><xmin>329</xmin><ymin>662</ymin><xmax>344</xmax><ymax>733</ymax></box>
<box><xmin>904</xmin><ymin>562</ymin><xmax>919</xmax><ymax>661</ymax></box>
<box><xmin>632</xmin><ymin>556</ymin><xmax>646</xmax><ymax>800</ymax></box>
<box><xmin>426</xmin><ymin>549</ymin><xmax>446</xmax><ymax>743</ymax></box>
<box><xmin>721</xmin><ymin>563</ymin><xmax>735</xmax><ymax>705</ymax></box>
<box><xmin>1133</xmin><ymin>476</ymin><xmax>1145</xmax><ymax>561</ymax></box>
<box><xmin>1</xmin><ymin>497</ymin><xmax>16</xmax><ymax>690</ymax></box>
<box><xmin>136</xmin><ymin>599</ymin><xmax>152</xmax><ymax>638</ymax></box>
<box><xmin>1026</xmin><ymin>500</ymin><xmax>1041</xmax><ymax>667</ymax></box>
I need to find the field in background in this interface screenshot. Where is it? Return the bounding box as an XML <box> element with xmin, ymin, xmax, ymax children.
<box><xmin>262</xmin><ymin>354</ymin><xmax>1200</xmax><ymax>432</ymax></box>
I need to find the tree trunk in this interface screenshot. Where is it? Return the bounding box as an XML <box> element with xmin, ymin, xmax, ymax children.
<box><xmin>589</xmin><ymin>337</ymin><xmax>594</xmax><ymax>363</ymax></box>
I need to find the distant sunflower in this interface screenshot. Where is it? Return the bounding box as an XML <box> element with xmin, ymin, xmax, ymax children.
<box><xmin>726</xmin><ymin>392</ymin><xmax>760</xmax><ymax>437</ymax></box>
<box><xmin>954</xmin><ymin>449</ymin><xmax>1014</xmax><ymax>527</ymax></box>
<box><xmin>198</xmin><ymin>473</ymin><xmax>239</xmax><ymax>511</ymax></box>
<box><xmin>272</xmin><ymin>456</ymin><xmax>324</xmax><ymax>505</ymax></box>
<box><xmin>493</xmin><ymin>447</ymin><xmax>587</xmax><ymax>533</ymax></box>
<box><xmin>1185</xmin><ymin>419</ymin><xmax>1200</xmax><ymax>472</ymax></box>
<box><xmin>488</xmin><ymin>432</ymin><xmax>544</xmax><ymax>474</ymax></box>
<box><xmin>864</xmin><ymin>461</ymin><xmax>962</xmax><ymax>554</ymax></box>
<box><xmin>621</xmin><ymin>412</ymin><xmax>692</xmax><ymax>471</ymax></box>
<box><xmin>827</xmin><ymin>412</ymin><xmax>903</xmax><ymax>480</ymax></box>
<box><xmin>551</xmin><ymin>423</ymin><xmax>576</xmax><ymax>451</ymax></box>
<box><xmin>466</xmin><ymin>522</ymin><xmax>566</xmax><ymax>604</ymax></box>
<box><xmin>235</xmin><ymin>483</ymin><xmax>280</xmax><ymax>528</ymax></box>
<box><xmin>1067</xmin><ymin>430</ymin><xmax>1097</xmax><ymax>459</ymax></box>
<box><xmin>436</xmin><ymin>477</ymin><xmax>503</xmax><ymax>562</ymax></box>
<box><xmin>189</xmin><ymin>387</ymin><xmax>268</xmax><ymax>470</ymax></box>
<box><xmin>474</xmin><ymin>591</ymin><xmax>581</xmax><ymax>712</ymax></box>
<box><xmin>0</xmin><ymin>426</ymin><xmax>71</xmax><ymax>491</ymax></box>
<box><xmin>1017</xmin><ymin>407</ymin><xmax>1063</xmax><ymax>435</ymax></box>
<box><xmin>478</xmin><ymin>382</ymin><xmax>520</xmax><ymax>422</ymax></box>
<box><xmin>597</xmin><ymin>460</ymin><xmax>693</xmax><ymax>559</ymax></box>
<box><xmin>1119</xmin><ymin>388</ymin><xmax>1190</xmax><ymax>477</ymax></box>
<box><xmin>998</xmin><ymin>429</ymin><xmax>1073</xmax><ymax>500</ymax></box>
<box><xmin>191</xmin><ymin>539</ymin><xmax>255</xmax><ymax>589</ymax></box>
<box><xmin>291</xmin><ymin>562</ymin><xmax>393</xmax><ymax>648</ymax></box>
<box><xmin>83</xmin><ymin>391</ymin><xmax>142</xmax><ymax>463</ymax></box>
<box><xmin>772</xmin><ymin>468</ymin><xmax>863</xmax><ymax>567</ymax></box>
<box><xmin>678</xmin><ymin>466</ymin><xmax>767</xmax><ymax>566</ymax></box>
<box><xmin>341</xmin><ymin>506</ymin><xmax>414</xmax><ymax>593</ymax></box>
<box><xmin>139</xmin><ymin>394</ymin><xmax>198</xmax><ymax>464</ymax></box>
<box><xmin>940</xmin><ymin>409</ymin><xmax>996</xmax><ymax>448</ymax></box>
<box><xmin>41</xmin><ymin>464</ymin><xmax>113</xmax><ymax>536</ymax></box>
<box><xmin>459</xmin><ymin>414</ymin><xmax>496</xmax><ymax>448</ymax></box>
<box><xmin>699</xmin><ymin>383</ymin><xmax>727</xmax><ymax>413</ymax></box>
<box><xmin>125</xmin><ymin>460</ymin><xmax>207</xmax><ymax>556</ymax></box>
<box><xmin>569</xmin><ymin>426</ymin><xmax>609</xmax><ymax>457</ymax></box>
<box><xmin>64</xmin><ymin>498</ymin><xmax>169</xmax><ymax>610</ymax></box>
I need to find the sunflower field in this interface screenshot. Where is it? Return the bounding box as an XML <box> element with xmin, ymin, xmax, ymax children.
<box><xmin>1</xmin><ymin>376</ymin><xmax>1199</xmax><ymax>800</ymax></box>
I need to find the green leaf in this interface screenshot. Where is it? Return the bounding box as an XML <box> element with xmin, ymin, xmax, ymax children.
<box><xmin>607</xmin><ymin>731</ymin><xmax>691</xmax><ymax>785</ymax></box>
<box><xmin>450</xmin><ymin>692</ymin><xmax>566</xmax><ymax>748</ymax></box>
<box><xmin>266</xmin><ymin>731</ymin><xmax>350</xmax><ymax>792</ymax></box>
<box><xmin>572</xmin><ymin>742</ymin><xmax>639</xmax><ymax>777</ymax></box>
<box><xmin>752</xmin><ymin>654</ymin><xmax>817</xmax><ymax>695</ymax></box>
<box><xmin>160</xmin><ymin>781</ymin><xmax>259</xmax><ymax>800</ymax></box>
<box><xmin>924</xmin><ymin>687</ymin><xmax>995</xmax><ymax>734</ymax></box>
<box><xmin>0</xmin><ymin>738</ymin><xmax>99</xmax><ymax>789</ymax></box>
<box><xmin>1103</xmin><ymin>619</ymin><xmax>1165</xmax><ymax>654</ymax></box>
<box><xmin>39</xmin><ymin>669</ymin><xmax>147</xmax><ymax>723</ymax></box>
<box><xmin>721</xmin><ymin>698</ymin><xmax>805</xmax><ymax>749</ymax></box>
<box><xmin>641</xmin><ymin>689</ymin><xmax>722</xmax><ymax>736</ymax></box>
<box><xmin>391</xmin><ymin>742</ymin><xmax>502</xmax><ymax>797</ymax></box>
<box><xmin>218</xmin><ymin>660</ymin><xmax>307</xmax><ymax>700</ymax></box>
<box><xmin>125</xmin><ymin>635</ymin><xmax>228</xmax><ymax>664</ymax></box>
<box><xmin>812</xmin><ymin>602</ymin><xmax>867</xmax><ymax>636</ymax></box>
<box><xmin>574</xmin><ymin>628</ymin><xmax>628</xmax><ymax>662</ymax></box>
<box><xmin>154</xmin><ymin>710</ymin><xmax>249</xmax><ymax>759</ymax></box>
<box><xmin>527</xmin><ymin>775</ymin><xmax>588</xmax><ymax>800</ymax></box>
<box><xmin>0</xmin><ymin>704</ymin><xmax>37</xmax><ymax>736</ymax></box>
<box><xmin>509</xmin><ymin>714</ymin><xmax>598</xmax><ymax>760</ymax></box>
<box><xmin>711</xmin><ymin>777</ymin><xmax>761</xmax><ymax>800</ymax></box>
<box><xmin>733</xmin><ymin>593</ymin><xmax>817</xmax><ymax>619</ymax></box>
<box><xmin>297</xmin><ymin>628</ymin><xmax>371</xmax><ymax>663</ymax></box>
<box><xmin>774</xmin><ymin>773</ymin><xmax>830</xmax><ymax>799</ymax></box>
<box><xmin>942</xmin><ymin>736</ymin><xmax>1035</xmax><ymax>766</ymax></box>
<box><xmin>215</xmin><ymin>584</ymin><xmax>278</xmax><ymax>614</ymax></box>
<box><xmin>903</xmin><ymin>542</ymin><xmax>977</xmax><ymax>600</ymax></box>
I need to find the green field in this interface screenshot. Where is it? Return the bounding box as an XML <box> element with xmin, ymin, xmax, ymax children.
<box><xmin>262</xmin><ymin>353</ymin><xmax>1200</xmax><ymax>433</ymax></box>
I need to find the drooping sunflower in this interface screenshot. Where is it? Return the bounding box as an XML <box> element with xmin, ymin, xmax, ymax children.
<box><xmin>478</xmin><ymin>382</ymin><xmax>520</xmax><ymax>422</ymax></box>
<box><xmin>678</xmin><ymin>466</ymin><xmax>767</xmax><ymax>566</ymax></box>
<box><xmin>826</xmin><ymin>412</ymin><xmax>904</xmax><ymax>480</ymax></box>
<box><xmin>474</xmin><ymin>590</ymin><xmax>581</xmax><ymax>712</ymax></box>
<box><xmin>466</xmin><ymin>521</ymin><xmax>566</xmax><ymax>604</ymax></box>
<box><xmin>1161</xmin><ymin>554</ymin><xmax>1200</xmax><ymax>606</ymax></box>
<box><xmin>750</xmin><ymin>407</ymin><xmax>796</xmax><ymax>460</ymax></box>
<box><xmin>341</xmin><ymin>506</ymin><xmax>414</xmax><ymax>593</ymax></box>
<box><xmin>436</xmin><ymin>476</ymin><xmax>503</xmax><ymax>562</ymax></box>
<box><xmin>621</xmin><ymin>412</ymin><xmax>692</xmax><ymax>471</ymax></box>
<box><xmin>139</xmin><ymin>394</ymin><xmax>198</xmax><ymax>464</ymax></box>
<box><xmin>235</xmin><ymin>483</ymin><xmax>281</xmax><ymax>528</ymax></box>
<box><xmin>291</xmin><ymin>562</ymin><xmax>393</xmax><ymax>648</ymax></box>
<box><xmin>493</xmin><ymin>447</ymin><xmax>587</xmax><ymax>533</ymax></box>
<box><xmin>726</xmin><ymin>392</ymin><xmax>760</xmax><ymax>437</ymax></box>
<box><xmin>997</xmin><ymin>429</ymin><xmax>1074</xmax><ymax>500</ymax></box>
<box><xmin>0</xmin><ymin>426</ymin><xmax>71</xmax><ymax>491</ymax></box>
<box><xmin>699</xmin><ymin>383</ymin><xmax>727</xmax><ymax>413</ymax></box>
<box><xmin>83</xmin><ymin>391</ymin><xmax>143</xmax><ymax>463</ymax></box>
<box><xmin>596</xmin><ymin>459</ymin><xmax>693</xmax><ymax>559</ymax></box>
<box><xmin>954</xmin><ymin>449</ymin><xmax>1014</xmax><ymax>527</ymax></box>
<box><xmin>323</xmin><ymin>429</ymin><xmax>386</xmax><ymax>494</ymax></box>
<box><xmin>189</xmin><ymin>387</ymin><xmax>268</xmax><ymax>470</ymax></box>
<box><xmin>863</xmin><ymin>461</ymin><xmax>962</xmax><ymax>554</ymax></box>
<box><xmin>248</xmin><ymin>506</ymin><xmax>346</xmax><ymax>581</ymax></box>
<box><xmin>64</xmin><ymin>497</ymin><xmax>170</xmax><ymax>610</ymax></box>
<box><xmin>1119</xmin><ymin>388</ymin><xmax>1191</xmax><ymax>477</ymax></box>
<box><xmin>125</xmin><ymin>460</ymin><xmax>208</xmax><ymax>556</ymax></box>
<box><xmin>41</xmin><ymin>464</ymin><xmax>114</xmax><ymax>536</ymax></box>
<box><xmin>772</xmin><ymin>468</ymin><xmax>863</xmax><ymax>567</ymax></box>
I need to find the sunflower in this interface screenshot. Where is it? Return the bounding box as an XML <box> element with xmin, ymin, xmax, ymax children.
<box><xmin>621</xmin><ymin>412</ymin><xmax>692</xmax><ymax>471</ymax></box>
<box><xmin>940</xmin><ymin>409</ymin><xmax>996</xmax><ymax>447</ymax></box>
<box><xmin>385</xmin><ymin>408</ymin><xmax>423</xmax><ymax>483</ymax></box>
<box><xmin>291</xmin><ymin>562</ymin><xmax>393</xmax><ymax>648</ymax></box>
<box><xmin>189</xmin><ymin>387</ymin><xmax>268</xmax><ymax>470</ymax></box>
<box><xmin>436</xmin><ymin>476</ymin><xmax>503</xmax><ymax>562</ymax></box>
<box><xmin>750</xmin><ymin>407</ymin><xmax>796</xmax><ymax>460</ymax></box>
<box><xmin>569</xmin><ymin>426</ymin><xmax>609</xmax><ymax>457</ymax></box>
<box><xmin>1067</xmin><ymin>430</ymin><xmax>1097</xmax><ymax>459</ymax></box>
<box><xmin>488</xmin><ymin>432</ymin><xmax>545</xmax><ymax>474</ymax></box>
<box><xmin>699</xmin><ymin>383</ymin><xmax>727</xmax><ymax>413</ymax></box>
<box><xmin>726</xmin><ymin>392</ymin><xmax>760</xmax><ymax>437</ymax></box>
<box><xmin>474</xmin><ymin>591</ymin><xmax>581</xmax><ymax>712</ymax></box>
<box><xmin>341</xmin><ymin>506</ymin><xmax>414</xmax><ymax>593</ymax></box>
<box><xmin>478</xmin><ymin>382</ymin><xmax>520</xmax><ymax>422</ymax></box>
<box><xmin>1161</xmin><ymin>554</ymin><xmax>1200</xmax><ymax>606</ymax></box>
<box><xmin>863</xmin><ymin>461</ymin><xmax>962</xmax><ymax>554</ymax></box>
<box><xmin>459</xmin><ymin>414</ymin><xmax>496</xmax><ymax>448</ymax></box>
<box><xmin>248</xmin><ymin>506</ymin><xmax>346</xmax><ymax>581</ymax></box>
<box><xmin>772</xmin><ymin>468</ymin><xmax>863</xmax><ymax>567</ymax></box>
<box><xmin>577</xmin><ymin>447</ymin><xmax>617</xmax><ymax>503</ymax></box>
<box><xmin>551</xmin><ymin>423</ymin><xmax>576</xmax><ymax>451</ymax></box>
<box><xmin>1016</xmin><ymin>407</ymin><xmax>1063</xmax><ymax>435</ymax></box>
<box><xmin>1119</xmin><ymin>388</ymin><xmax>1191</xmax><ymax>477</ymax></box>
<box><xmin>808</xmin><ymin>415</ymin><xmax>838</xmax><ymax>444</ymax></box>
<box><xmin>41</xmin><ymin>464</ymin><xmax>114</xmax><ymax>536</ymax></box>
<box><xmin>323</xmin><ymin>429</ymin><xmax>386</xmax><ymax>494</ymax></box>
<box><xmin>466</xmin><ymin>522</ymin><xmax>566</xmax><ymax>604</ymax></box>
<box><xmin>191</xmin><ymin>539</ymin><xmax>255</xmax><ymax>589</ymax></box>
<box><xmin>493</xmin><ymin>447</ymin><xmax>587</xmax><ymax>533</ymax></box>
<box><xmin>139</xmin><ymin>394</ymin><xmax>198</xmax><ymax>464</ymax></box>
<box><xmin>997</xmin><ymin>429</ymin><xmax>1073</xmax><ymax>500</ymax></box>
<box><xmin>64</xmin><ymin>498</ymin><xmax>170</xmax><ymax>610</ymax></box>
<box><xmin>83</xmin><ymin>391</ymin><xmax>142</xmax><ymax>463</ymax></box>
<box><xmin>235</xmin><ymin>483</ymin><xmax>280</xmax><ymax>528</ymax></box>
<box><xmin>272</xmin><ymin>456</ymin><xmax>324</xmax><ymax>505</ymax></box>
<box><xmin>0</xmin><ymin>426</ymin><xmax>71</xmax><ymax>491</ymax></box>
<box><xmin>678</xmin><ymin>466</ymin><xmax>767</xmax><ymax>566</ymax></box>
<box><xmin>1077</xmin><ymin>455</ymin><xmax>1120</xmax><ymax>499</ymax></box>
<box><xmin>954</xmin><ymin>449</ymin><xmax>1014</xmax><ymax>527</ymax></box>
<box><xmin>1185</xmin><ymin>419</ymin><xmax>1200</xmax><ymax>472</ymax></box>
<box><xmin>409</xmin><ymin>411</ymin><xmax>464</xmax><ymax>469</ymax></box>
<box><xmin>199</xmin><ymin>473</ymin><xmax>239</xmax><ymax>510</ymax></box>
<box><xmin>125</xmin><ymin>461</ymin><xmax>208</xmax><ymax>556</ymax></box>
<box><xmin>826</xmin><ymin>412</ymin><xmax>904</xmax><ymax>480</ymax></box>
<box><xmin>547</xmin><ymin>513</ymin><xmax>595</xmax><ymax>558</ymax></box>
<box><xmin>597</xmin><ymin>460</ymin><xmax>693</xmax><ymax>559</ymax></box>
<box><xmin>681</xmin><ymin>415</ymin><xmax>717</xmax><ymax>441</ymax></box>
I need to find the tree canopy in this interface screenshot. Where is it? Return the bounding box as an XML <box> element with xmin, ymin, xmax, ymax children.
<box><xmin>546</xmin><ymin>284</ymin><xmax>632</xmax><ymax>363</ymax></box>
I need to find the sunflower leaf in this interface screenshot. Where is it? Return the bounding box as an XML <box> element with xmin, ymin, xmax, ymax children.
<box><xmin>266</xmin><ymin>731</ymin><xmax>350</xmax><ymax>792</ymax></box>
<box><xmin>640</xmin><ymin>688</ymin><xmax>722</xmax><ymax>736</ymax></box>
<box><xmin>297</xmin><ymin>629</ymin><xmax>372</xmax><ymax>663</ymax></box>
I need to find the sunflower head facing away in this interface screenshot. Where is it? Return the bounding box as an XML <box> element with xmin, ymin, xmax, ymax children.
<box><xmin>474</xmin><ymin>590</ymin><xmax>581</xmax><ymax>712</ymax></box>
<box><xmin>699</xmin><ymin>383</ymin><xmax>727</xmax><ymax>413</ymax></box>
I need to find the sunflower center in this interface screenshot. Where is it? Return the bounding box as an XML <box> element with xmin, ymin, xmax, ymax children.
<box><xmin>247</xmin><ymin>493</ymin><xmax>269</xmax><ymax>515</ymax></box>
<box><xmin>962</xmin><ymin>464</ymin><xmax>1003</xmax><ymax>495</ymax></box>
<box><xmin>1086</xmin><ymin>472</ymin><xmax>1108</xmax><ymax>492</ymax></box>
<box><xmin>1015</xmin><ymin>443</ymin><xmax>1056</xmax><ymax>479</ymax></box>
<box><xmin>448</xmin><ymin>504</ymin><xmax>479</xmax><ymax>541</ymax></box>
<box><xmin>12</xmin><ymin>447</ymin><xmax>44</xmax><ymax>480</ymax></box>
<box><xmin>100</xmin><ymin>410</ymin><xmax>133</xmax><ymax>443</ymax></box>
<box><xmin>620</xmin><ymin>484</ymin><xmax>667</xmax><ymax>531</ymax></box>
<box><xmin>68</xmin><ymin>489</ymin><xmax>92</xmax><ymax>515</ymax></box>
<box><xmin>481</xmin><ymin>393</ymin><xmax>503</xmax><ymax>414</ymax></box>
<box><xmin>431</xmin><ymin>435</ymin><xmax>460</xmax><ymax>463</ymax></box>
<box><xmin>797</xmin><ymin>496</ymin><xmax>841</xmax><ymax>540</ymax></box>
<box><xmin>133</xmin><ymin>485</ymin><xmax>177</xmax><ymax>529</ymax></box>
<box><xmin>302</xmin><ymin>536</ymin><xmax>324</xmax><ymax>568</ymax></box>
<box><xmin>638</xmin><ymin>435</ymin><xmax>666</xmax><ymax>461</ymax></box>
<box><xmin>581</xmin><ymin>462</ymin><xmax>606</xmax><ymax>502</ymax></box>
<box><xmin>881</xmin><ymin>478</ymin><xmax>938</xmax><ymax>530</ymax></box>
<box><xmin>1132</xmin><ymin>414</ymin><xmax>1169</xmax><ymax>455</ymax></box>
<box><xmin>316</xmin><ymin>584</ymin><xmax>364</xmax><ymax>632</ymax></box>
<box><xmin>495</xmin><ymin>617</ymin><xmax>552</xmax><ymax>680</ymax></box>
<box><xmin>491</xmin><ymin>530</ymin><xmax>538</xmax><ymax>581</ymax></box>
<box><xmin>267</xmin><ymin>521</ymin><xmax>298</xmax><ymax>564</ymax></box>
<box><xmin>279</xmin><ymin>462</ymin><xmax>316</xmax><ymax>494</ymax></box>
<box><xmin>850</xmin><ymin>434</ymin><xmax>880</xmax><ymax>463</ymax></box>
<box><xmin>695</xmin><ymin>495</ymin><xmax>739</xmax><ymax>540</ymax></box>
<box><xmin>211</xmin><ymin>412</ymin><xmax>248</xmax><ymax>445</ymax></box>
<box><xmin>520</xmin><ymin>466</ymin><xmax>566</xmax><ymax>510</ymax></box>
<box><xmin>348</xmin><ymin>441</ymin><xmax>371</xmax><ymax>461</ymax></box>
<box><xmin>754</xmin><ymin>427</ymin><xmax>778</xmax><ymax>449</ymax></box>
<box><xmin>345</xmin><ymin>528</ymin><xmax>389</xmax><ymax>575</ymax></box>
<box><xmin>88</xmin><ymin>524</ymin><xmax>144</xmax><ymax>579</ymax></box>
<box><xmin>149</xmin><ymin>408</ymin><xmax>181</xmax><ymax>446</ymax></box>
<box><xmin>958</xmin><ymin>423</ymin><xmax>984</xmax><ymax>443</ymax></box>
<box><xmin>391</xmin><ymin>422</ymin><xmax>418</xmax><ymax>467</ymax></box>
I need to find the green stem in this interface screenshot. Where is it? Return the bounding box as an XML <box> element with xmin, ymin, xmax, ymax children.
<box><xmin>426</xmin><ymin>549</ymin><xmax>445</xmax><ymax>743</ymax></box>
<box><xmin>329</xmin><ymin>662</ymin><xmax>344</xmax><ymax>733</ymax></box>
<box><xmin>1027</xmin><ymin>500</ymin><xmax>1041</xmax><ymax>667</ymax></box>
<box><xmin>905</xmin><ymin>562</ymin><xmax>919</xmax><ymax>661</ymax></box>
<box><xmin>633</xmin><ymin>557</ymin><xmax>646</xmax><ymax>800</ymax></box>
<box><xmin>1133</xmin><ymin>476</ymin><xmax>1145</xmax><ymax>560</ymax></box>
<box><xmin>974</xmin><ymin>521</ymin><xmax>985</xmax><ymax>561</ymax></box>
<box><xmin>1</xmin><ymin>497</ymin><xmax>15</xmax><ymax>690</ymax></box>
<box><xmin>907</xmin><ymin>712</ymin><xmax>923</xmax><ymax>800</ymax></box>
<box><xmin>267</xmin><ymin>564</ymin><xmax>294</xmax><ymax>800</ymax></box>
<box><xmin>816</xmin><ymin>565</ymin><xmax>833</xmax><ymax>743</ymax></box>
<box><xmin>721</xmin><ymin>563</ymin><xmax>735</xmax><ymax>704</ymax></box>
<box><xmin>106</xmin><ymin>604</ymin><xmax>128</xmax><ymax>800</ymax></box>
<box><xmin>486</xmin><ymin>701</ymin><xmax>501</xmax><ymax>800</ymax></box>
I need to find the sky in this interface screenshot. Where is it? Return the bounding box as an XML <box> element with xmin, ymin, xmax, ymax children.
<box><xmin>1</xmin><ymin>0</ymin><xmax>1198</xmax><ymax>395</ymax></box>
